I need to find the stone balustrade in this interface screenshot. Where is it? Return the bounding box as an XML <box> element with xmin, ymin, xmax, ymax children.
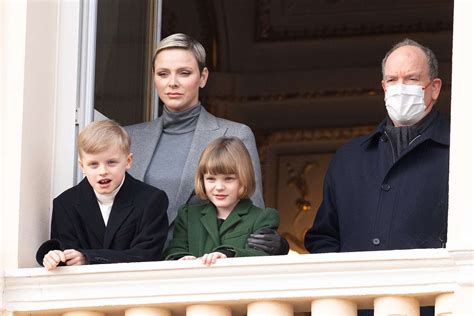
<box><xmin>3</xmin><ymin>248</ymin><xmax>473</xmax><ymax>315</ymax></box>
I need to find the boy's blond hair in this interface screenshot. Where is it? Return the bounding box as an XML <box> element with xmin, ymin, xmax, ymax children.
<box><xmin>78</xmin><ymin>120</ymin><xmax>130</xmax><ymax>157</ymax></box>
<box><xmin>195</xmin><ymin>137</ymin><xmax>255</xmax><ymax>200</ymax></box>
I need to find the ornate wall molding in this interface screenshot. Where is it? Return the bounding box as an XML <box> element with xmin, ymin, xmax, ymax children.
<box><xmin>256</xmin><ymin>0</ymin><xmax>453</xmax><ymax>41</ymax></box>
<box><xmin>260</xmin><ymin>125</ymin><xmax>374</xmax><ymax>145</ymax></box>
<box><xmin>258</xmin><ymin>125</ymin><xmax>374</xmax><ymax>191</ymax></box>
<box><xmin>203</xmin><ymin>87</ymin><xmax>381</xmax><ymax>105</ymax></box>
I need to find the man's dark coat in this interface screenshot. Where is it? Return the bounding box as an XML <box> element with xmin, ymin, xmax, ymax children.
<box><xmin>305</xmin><ymin>111</ymin><xmax>449</xmax><ymax>253</ymax></box>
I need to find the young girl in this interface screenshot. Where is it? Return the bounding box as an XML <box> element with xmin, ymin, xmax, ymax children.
<box><xmin>164</xmin><ymin>136</ymin><xmax>280</xmax><ymax>265</ymax></box>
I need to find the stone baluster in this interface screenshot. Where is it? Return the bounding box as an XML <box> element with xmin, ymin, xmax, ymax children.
<box><xmin>248</xmin><ymin>301</ymin><xmax>293</xmax><ymax>316</ymax></box>
<box><xmin>374</xmin><ymin>296</ymin><xmax>419</xmax><ymax>316</ymax></box>
<box><xmin>125</xmin><ymin>307</ymin><xmax>171</xmax><ymax>316</ymax></box>
<box><xmin>311</xmin><ymin>298</ymin><xmax>357</xmax><ymax>316</ymax></box>
<box><xmin>435</xmin><ymin>293</ymin><xmax>454</xmax><ymax>316</ymax></box>
<box><xmin>186</xmin><ymin>304</ymin><xmax>231</xmax><ymax>316</ymax></box>
<box><xmin>62</xmin><ymin>312</ymin><xmax>105</xmax><ymax>316</ymax></box>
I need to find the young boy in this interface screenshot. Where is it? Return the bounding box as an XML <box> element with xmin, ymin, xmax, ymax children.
<box><xmin>36</xmin><ymin>120</ymin><xmax>169</xmax><ymax>270</ymax></box>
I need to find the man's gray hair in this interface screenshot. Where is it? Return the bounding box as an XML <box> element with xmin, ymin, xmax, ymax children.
<box><xmin>152</xmin><ymin>33</ymin><xmax>206</xmax><ymax>72</ymax></box>
<box><xmin>381</xmin><ymin>38</ymin><xmax>439</xmax><ymax>80</ymax></box>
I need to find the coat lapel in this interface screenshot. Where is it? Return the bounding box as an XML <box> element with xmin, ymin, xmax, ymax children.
<box><xmin>133</xmin><ymin>119</ymin><xmax>163</xmax><ymax>181</ymax></box>
<box><xmin>75</xmin><ymin>178</ymin><xmax>106</xmax><ymax>246</ymax></box>
<box><xmin>199</xmin><ymin>203</ymin><xmax>220</xmax><ymax>247</ymax></box>
<box><xmin>103</xmin><ymin>173</ymin><xmax>135</xmax><ymax>248</ymax></box>
<box><xmin>173</xmin><ymin>107</ymin><xmax>227</xmax><ymax>222</ymax></box>
<box><xmin>219</xmin><ymin>199</ymin><xmax>251</xmax><ymax>237</ymax></box>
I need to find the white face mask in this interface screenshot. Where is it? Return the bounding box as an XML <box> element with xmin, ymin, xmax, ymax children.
<box><xmin>384</xmin><ymin>83</ymin><xmax>427</xmax><ymax>126</ymax></box>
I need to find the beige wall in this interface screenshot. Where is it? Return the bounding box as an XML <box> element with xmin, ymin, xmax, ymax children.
<box><xmin>18</xmin><ymin>0</ymin><xmax>58</xmax><ymax>268</ymax></box>
<box><xmin>448</xmin><ymin>1</ymin><xmax>474</xmax><ymax>311</ymax></box>
<box><xmin>1</xmin><ymin>0</ymin><xmax>28</xmax><ymax>271</ymax></box>
<box><xmin>447</xmin><ymin>0</ymin><xmax>474</xmax><ymax>251</ymax></box>
<box><xmin>1</xmin><ymin>0</ymin><xmax>58</xmax><ymax>269</ymax></box>
<box><xmin>0</xmin><ymin>0</ymin><xmax>5</xmax><ymax>304</ymax></box>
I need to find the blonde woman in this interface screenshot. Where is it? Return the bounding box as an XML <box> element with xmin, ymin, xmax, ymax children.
<box><xmin>125</xmin><ymin>33</ymin><xmax>288</xmax><ymax>256</ymax></box>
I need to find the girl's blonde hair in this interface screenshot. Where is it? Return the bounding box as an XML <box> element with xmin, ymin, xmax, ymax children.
<box><xmin>195</xmin><ymin>137</ymin><xmax>255</xmax><ymax>200</ymax></box>
<box><xmin>78</xmin><ymin>120</ymin><xmax>130</xmax><ymax>157</ymax></box>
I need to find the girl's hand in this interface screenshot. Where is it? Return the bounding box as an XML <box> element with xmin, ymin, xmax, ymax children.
<box><xmin>64</xmin><ymin>249</ymin><xmax>86</xmax><ymax>266</ymax></box>
<box><xmin>201</xmin><ymin>252</ymin><xmax>227</xmax><ymax>266</ymax></box>
<box><xmin>43</xmin><ymin>250</ymin><xmax>66</xmax><ymax>271</ymax></box>
<box><xmin>179</xmin><ymin>255</ymin><xmax>197</xmax><ymax>261</ymax></box>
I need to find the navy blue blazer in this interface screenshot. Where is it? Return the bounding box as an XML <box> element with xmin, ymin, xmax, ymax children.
<box><xmin>305</xmin><ymin>111</ymin><xmax>450</xmax><ymax>253</ymax></box>
<box><xmin>36</xmin><ymin>172</ymin><xmax>169</xmax><ymax>265</ymax></box>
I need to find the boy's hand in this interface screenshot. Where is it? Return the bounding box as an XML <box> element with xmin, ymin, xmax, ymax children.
<box><xmin>43</xmin><ymin>250</ymin><xmax>66</xmax><ymax>270</ymax></box>
<box><xmin>64</xmin><ymin>249</ymin><xmax>86</xmax><ymax>266</ymax></box>
<box><xmin>178</xmin><ymin>255</ymin><xmax>197</xmax><ymax>261</ymax></box>
<box><xmin>201</xmin><ymin>252</ymin><xmax>227</xmax><ymax>266</ymax></box>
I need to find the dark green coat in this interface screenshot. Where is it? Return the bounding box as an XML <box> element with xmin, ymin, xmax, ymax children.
<box><xmin>164</xmin><ymin>199</ymin><xmax>279</xmax><ymax>260</ymax></box>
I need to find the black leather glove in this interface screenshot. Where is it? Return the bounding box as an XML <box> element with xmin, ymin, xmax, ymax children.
<box><xmin>247</xmin><ymin>228</ymin><xmax>290</xmax><ymax>255</ymax></box>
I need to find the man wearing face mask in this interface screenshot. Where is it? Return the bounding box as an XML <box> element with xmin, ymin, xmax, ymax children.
<box><xmin>305</xmin><ymin>38</ymin><xmax>449</xmax><ymax>255</ymax></box>
<box><xmin>305</xmin><ymin>39</ymin><xmax>448</xmax><ymax>316</ymax></box>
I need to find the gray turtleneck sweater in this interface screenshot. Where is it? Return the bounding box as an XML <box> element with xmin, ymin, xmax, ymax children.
<box><xmin>144</xmin><ymin>104</ymin><xmax>201</xmax><ymax>218</ymax></box>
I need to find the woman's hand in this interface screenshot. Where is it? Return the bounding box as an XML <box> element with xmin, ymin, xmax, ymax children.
<box><xmin>178</xmin><ymin>255</ymin><xmax>197</xmax><ymax>261</ymax></box>
<box><xmin>64</xmin><ymin>249</ymin><xmax>86</xmax><ymax>266</ymax></box>
<box><xmin>201</xmin><ymin>252</ymin><xmax>227</xmax><ymax>266</ymax></box>
<box><xmin>43</xmin><ymin>250</ymin><xmax>66</xmax><ymax>271</ymax></box>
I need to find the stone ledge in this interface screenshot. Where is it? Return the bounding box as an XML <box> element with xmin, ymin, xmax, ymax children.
<box><xmin>4</xmin><ymin>248</ymin><xmax>470</xmax><ymax>313</ymax></box>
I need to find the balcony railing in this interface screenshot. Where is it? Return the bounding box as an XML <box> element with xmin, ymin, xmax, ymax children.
<box><xmin>3</xmin><ymin>248</ymin><xmax>473</xmax><ymax>315</ymax></box>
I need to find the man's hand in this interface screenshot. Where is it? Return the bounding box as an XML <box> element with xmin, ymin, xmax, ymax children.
<box><xmin>201</xmin><ymin>252</ymin><xmax>227</xmax><ymax>266</ymax></box>
<box><xmin>43</xmin><ymin>250</ymin><xmax>66</xmax><ymax>271</ymax></box>
<box><xmin>64</xmin><ymin>249</ymin><xmax>86</xmax><ymax>266</ymax></box>
<box><xmin>247</xmin><ymin>228</ymin><xmax>290</xmax><ymax>255</ymax></box>
<box><xmin>178</xmin><ymin>255</ymin><xmax>197</xmax><ymax>261</ymax></box>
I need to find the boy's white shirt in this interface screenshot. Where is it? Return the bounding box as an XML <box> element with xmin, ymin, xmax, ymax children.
<box><xmin>93</xmin><ymin>175</ymin><xmax>125</xmax><ymax>226</ymax></box>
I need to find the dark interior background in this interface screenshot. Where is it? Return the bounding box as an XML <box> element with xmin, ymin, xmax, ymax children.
<box><xmin>94</xmin><ymin>0</ymin><xmax>453</xmax><ymax>131</ymax></box>
<box><xmin>93</xmin><ymin>0</ymin><xmax>454</xmax><ymax>252</ymax></box>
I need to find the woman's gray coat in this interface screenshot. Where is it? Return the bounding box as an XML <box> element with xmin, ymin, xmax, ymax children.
<box><xmin>124</xmin><ymin>106</ymin><xmax>264</xmax><ymax>229</ymax></box>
